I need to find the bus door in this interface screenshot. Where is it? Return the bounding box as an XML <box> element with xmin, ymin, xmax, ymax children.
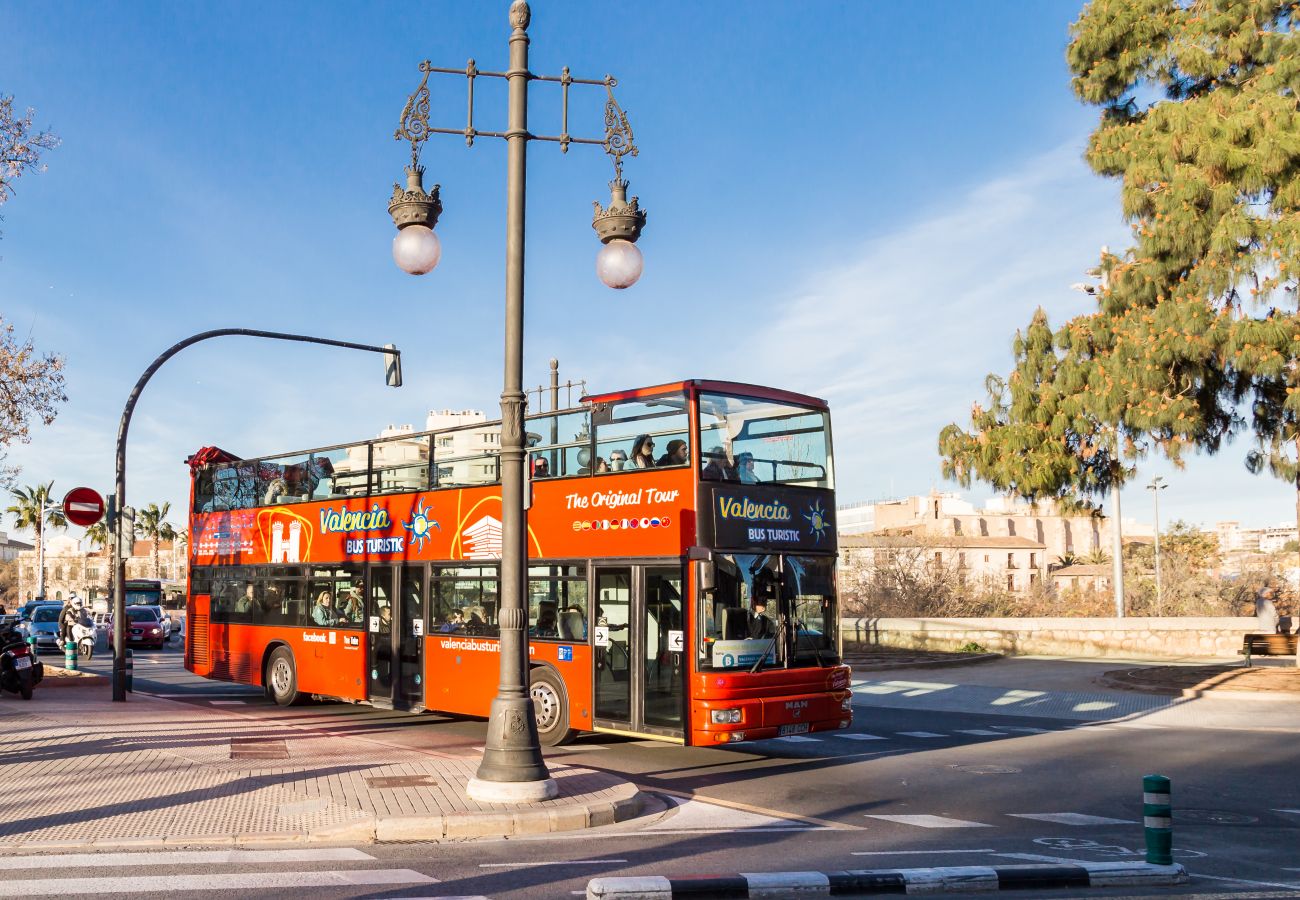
<box><xmin>367</xmin><ymin>566</ymin><xmax>395</xmax><ymax>707</ymax></box>
<box><xmin>395</xmin><ymin>565</ymin><xmax>425</xmax><ymax>710</ymax></box>
<box><xmin>593</xmin><ymin>564</ymin><xmax>685</xmax><ymax>740</ymax></box>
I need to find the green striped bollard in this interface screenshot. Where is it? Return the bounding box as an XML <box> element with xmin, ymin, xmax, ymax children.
<box><xmin>1143</xmin><ymin>774</ymin><xmax>1173</xmax><ymax>865</ymax></box>
<box><xmin>64</xmin><ymin>639</ymin><xmax>78</xmax><ymax>672</ymax></box>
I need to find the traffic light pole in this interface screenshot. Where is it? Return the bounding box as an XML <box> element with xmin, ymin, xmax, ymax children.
<box><xmin>111</xmin><ymin>328</ymin><xmax>401</xmax><ymax>701</ymax></box>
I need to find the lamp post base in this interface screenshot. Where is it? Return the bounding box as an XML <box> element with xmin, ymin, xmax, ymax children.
<box><xmin>466</xmin><ymin>775</ymin><xmax>558</xmax><ymax>803</ymax></box>
<box><xmin>467</xmin><ymin>695</ymin><xmax>557</xmax><ymax>803</ymax></box>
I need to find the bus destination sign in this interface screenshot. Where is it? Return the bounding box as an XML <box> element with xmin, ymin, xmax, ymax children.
<box><xmin>700</xmin><ymin>484</ymin><xmax>836</xmax><ymax>553</ymax></box>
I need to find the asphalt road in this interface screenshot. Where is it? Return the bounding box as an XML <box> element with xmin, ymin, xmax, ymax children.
<box><xmin>18</xmin><ymin>648</ymin><xmax>1299</xmax><ymax>899</ymax></box>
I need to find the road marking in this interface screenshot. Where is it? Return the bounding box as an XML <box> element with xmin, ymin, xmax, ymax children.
<box><xmin>1192</xmin><ymin>873</ymin><xmax>1300</xmax><ymax>890</ymax></box>
<box><xmin>645</xmin><ymin>787</ymin><xmax>858</xmax><ymax>831</ymax></box>
<box><xmin>851</xmin><ymin>849</ymin><xmax>995</xmax><ymax>856</ymax></box>
<box><xmin>1275</xmin><ymin>809</ymin><xmax>1300</xmax><ymax>815</ymax></box>
<box><xmin>993</xmin><ymin>726</ymin><xmax>1051</xmax><ymax>733</ymax></box>
<box><xmin>955</xmin><ymin>729</ymin><xmax>1003</xmax><ymax>736</ymax></box>
<box><xmin>771</xmin><ymin>735</ymin><xmax>821</xmax><ymax>743</ymax></box>
<box><xmin>865</xmin><ymin>814</ymin><xmax>991</xmax><ymax>828</ymax></box>
<box><xmin>897</xmin><ymin>731</ymin><xmax>946</xmax><ymax>738</ymax></box>
<box><xmin>0</xmin><ymin>849</ymin><xmax>374</xmax><ymax>870</ymax></box>
<box><xmin>1111</xmin><ymin>721</ymin><xmax>1164</xmax><ymax>729</ymax></box>
<box><xmin>480</xmin><ymin>860</ymin><xmax>627</xmax><ymax>868</ymax></box>
<box><xmin>0</xmin><ymin>870</ymin><xmax>436</xmax><ymax>896</ymax></box>
<box><xmin>835</xmin><ymin>733</ymin><xmax>887</xmax><ymax>740</ymax></box>
<box><xmin>209</xmin><ymin>700</ymin><xmax>247</xmax><ymax>705</ymax></box>
<box><xmin>1008</xmin><ymin>813</ymin><xmax>1136</xmax><ymax>826</ymax></box>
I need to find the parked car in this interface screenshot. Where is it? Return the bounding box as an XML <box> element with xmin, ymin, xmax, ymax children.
<box><xmin>25</xmin><ymin>605</ymin><xmax>64</xmax><ymax>651</ymax></box>
<box><xmin>108</xmin><ymin>606</ymin><xmax>169</xmax><ymax>650</ymax></box>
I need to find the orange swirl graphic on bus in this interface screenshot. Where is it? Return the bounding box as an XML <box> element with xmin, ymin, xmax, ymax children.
<box><xmin>255</xmin><ymin>507</ymin><xmax>315</xmax><ymax>563</ymax></box>
<box><xmin>449</xmin><ymin>490</ymin><xmax>542</xmax><ymax>560</ymax></box>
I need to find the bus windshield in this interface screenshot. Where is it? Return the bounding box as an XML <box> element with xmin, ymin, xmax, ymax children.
<box><xmin>699</xmin><ymin>553</ymin><xmax>836</xmax><ymax>671</ymax></box>
<box><xmin>697</xmin><ymin>393</ymin><xmax>832</xmax><ymax>488</ymax></box>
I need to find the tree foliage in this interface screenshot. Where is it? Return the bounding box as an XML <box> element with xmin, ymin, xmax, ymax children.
<box><xmin>135</xmin><ymin>502</ymin><xmax>176</xmax><ymax>580</ymax></box>
<box><xmin>0</xmin><ymin>95</ymin><xmax>60</xmax><ymax>238</ymax></box>
<box><xmin>942</xmin><ymin>1</ymin><xmax>1300</xmax><ymax>508</ymax></box>
<box><xmin>5</xmin><ymin>481</ymin><xmax>66</xmax><ymax>570</ymax></box>
<box><xmin>0</xmin><ymin>316</ymin><xmax>68</xmax><ymax>487</ymax></box>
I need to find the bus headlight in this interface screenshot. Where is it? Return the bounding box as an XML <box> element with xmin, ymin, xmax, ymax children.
<box><xmin>711</xmin><ymin>709</ymin><xmax>742</xmax><ymax>724</ymax></box>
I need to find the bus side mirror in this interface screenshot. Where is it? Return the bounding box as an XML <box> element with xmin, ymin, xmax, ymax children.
<box><xmin>697</xmin><ymin>561</ymin><xmax>715</xmax><ymax>596</ymax></box>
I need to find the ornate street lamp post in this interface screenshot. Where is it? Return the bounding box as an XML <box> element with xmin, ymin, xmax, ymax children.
<box><xmin>387</xmin><ymin>0</ymin><xmax>646</xmax><ymax>802</ymax></box>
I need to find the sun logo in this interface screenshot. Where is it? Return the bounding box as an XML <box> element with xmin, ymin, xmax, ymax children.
<box><xmin>402</xmin><ymin>499</ymin><xmax>440</xmax><ymax>552</ymax></box>
<box><xmin>804</xmin><ymin>500</ymin><xmax>830</xmax><ymax>543</ymax></box>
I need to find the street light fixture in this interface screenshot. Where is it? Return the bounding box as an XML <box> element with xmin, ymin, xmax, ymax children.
<box><xmin>1147</xmin><ymin>476</ymin><xmax>1167</xmax><ymax>612</ymax></box>
<box><xmin>386</xmin><ymin>0</ymin><xmax>646</xmax><ymax>803</ymax></box>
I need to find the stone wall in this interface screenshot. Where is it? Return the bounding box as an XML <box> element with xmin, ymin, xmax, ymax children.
<box><xmin>841</xmin><ymin>617</ymin><xmax>1291</xmax><ymax>659</ymax></box>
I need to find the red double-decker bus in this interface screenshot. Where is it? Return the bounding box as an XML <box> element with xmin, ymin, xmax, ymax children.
<box><xmin>184</xmin><ymin>380</ymin><xmax>850</xmax><ymax>746</ymax></box>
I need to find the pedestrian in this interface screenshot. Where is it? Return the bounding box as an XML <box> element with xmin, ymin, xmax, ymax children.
<box><xmin>1255</xmin><ymin>586</ymin><xmax>1280</xmax><ymax>634</ymax></box>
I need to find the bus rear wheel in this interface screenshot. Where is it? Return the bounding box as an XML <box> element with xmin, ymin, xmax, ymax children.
<box><xmin>265</xmin><ymin>647</ymin><xmax>300</xmax><ymax>707</ymax></box>
<box><xmin>530</xmin><ymin>668</ymin><xmax>575</xmax><ymax>747</ymax></box>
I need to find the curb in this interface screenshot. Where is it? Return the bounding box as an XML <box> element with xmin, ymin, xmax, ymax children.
<box><xmin>844</xmin><ymin>652</ymin><xmax>1002</xmax><ymax>671</ymax></box>
<box><xmin>32</xmin><ymin>666</ymin><xmax>109</xmax><ymax>688</ymax></box>
<box><xmin>0</xmin><ymin>786</ymin><xmax>650</xmax><ymax>851</ymax></box>
<box><xmin>586</xmin><ymin>861</ymin><xmax>1189</xmax><ymax>898</ymax></box>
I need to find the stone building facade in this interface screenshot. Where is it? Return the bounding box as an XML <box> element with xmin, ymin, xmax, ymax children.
<box><xmin>15</xmin><ymin>535</ymin><xmax>187</xmax><ymax>602</ymax></box>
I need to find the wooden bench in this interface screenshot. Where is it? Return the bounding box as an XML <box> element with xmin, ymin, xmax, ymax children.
<box><xmin>1242</xmin><ymin>633</ymin><xmax>1299</xmax><ymax>665</ymax></box>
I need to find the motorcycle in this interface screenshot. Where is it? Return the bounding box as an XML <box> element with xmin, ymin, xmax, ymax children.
<box><xmin>72</xmin><ymin>620</ymin><xmax>96</xmax><ymax>660</ymax></box>
<box><xmin>0</xmin><ymin>623</ymin><xmax>43</xmax><ymax>700</ymax></box>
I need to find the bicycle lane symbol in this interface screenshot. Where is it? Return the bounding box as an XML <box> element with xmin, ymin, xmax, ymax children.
<box><xmin>1034</xmin><ymin>837</ymin><xmax>1206</xmax><ymax>859</ymax></box>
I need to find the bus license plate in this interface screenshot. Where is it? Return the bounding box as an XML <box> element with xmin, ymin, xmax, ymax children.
<box><xmin>14</xmin><ymin>656</ymin><xmax>31</xmax><ymax>670</ymax></box>
<box><xmin>779</xmin><ymin>723</ymin><xmax>809</xmax><ymax>736</ymax></box>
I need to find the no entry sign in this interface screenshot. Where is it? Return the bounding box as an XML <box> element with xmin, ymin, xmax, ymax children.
<box><xmin>63</xmin><ymin>487</ymin><xmax>106</xmax><ymax>528</ymax></box>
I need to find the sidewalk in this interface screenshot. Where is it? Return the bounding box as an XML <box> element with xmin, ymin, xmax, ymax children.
<box><xmin>0</xmin><ymin>685</ymin><xmax>644</xmax><ymax>850</ymax></box>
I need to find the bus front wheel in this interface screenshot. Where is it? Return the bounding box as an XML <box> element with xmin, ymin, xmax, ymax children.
<box><xmin>530</xmin><ymin>668</ymin><xmax>575</xmax><ymax>747</ymax></box>
<box><xmin>266</xmin><ymin>647</ymin><xmax>300</xmax><ymax>707</ymax></box>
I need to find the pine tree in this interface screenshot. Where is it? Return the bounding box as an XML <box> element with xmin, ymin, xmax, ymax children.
<box><xmin>944</xmin><ymin>1</ymin><xmax>1300</xmax><ymax>519</ymax></box>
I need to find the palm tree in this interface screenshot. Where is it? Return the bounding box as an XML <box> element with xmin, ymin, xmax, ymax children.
<box><xmin>6</xmin><ymin>481</ymin><xmax>67</xmax><ymax>596</ymax></box>
<box><xmin>136</xmin><ymin>502</ymin><xmax>177</xmax><ymax>580</ymax></box>
<box><xmin>1052</xmin><ymin>552</ymin><xmax>1081</xmax><ymax>571</ymax></box>
<box><xmin>1082</xmin><ymin>548</ymin><xmax>1112</xmax><ymax>566</ymax></box>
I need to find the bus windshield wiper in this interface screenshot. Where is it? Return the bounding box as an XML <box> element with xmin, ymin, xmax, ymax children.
<box><xmin>793</xmin><ymin>616</ymin><xmax>828</xmax><ymax>668</ymax></box>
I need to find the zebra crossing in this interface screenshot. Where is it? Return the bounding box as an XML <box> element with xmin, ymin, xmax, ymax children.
<box><xmin>0</xmin><ymin>848</ymin><xmax>483</xmax><ymax>898</ymax></box>
<box><xmin>863</xmin><ymin>811</ymin><xmax>1139</xmax><ymax>829</ymax></box>
<box><xmin>761</xmin><ymin>720</ymin><xmax>1152</xmax><ymax>746</ymax></box>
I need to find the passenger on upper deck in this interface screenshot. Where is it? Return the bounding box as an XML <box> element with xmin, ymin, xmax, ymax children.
<box><xmin>656</xmin><ymin>439</ymin><xmax>688</xmax><ymax>467</ymax></box>
<box><xmin>532</xmin><ymin>457</ymin><xmax>551</xmax><ymax>478</ymax></box>
<box><xmin>702</xmin><ymin>446</ymin><xmax>737</xmax><ymax>482</ymax></box>
<box><xmin>630</xmin><ymin>435</ymin><xmax>656</xmax><ymax>469</ymax></box>
<box><xmin>608</xmin><ymin>450</ymin><xmax>627</xmax><ymax>471</ymax></box>
<box><xmin>735</xmin><ymin>452</ymin><xmax>759</xmax><ymax>484</ymax></box>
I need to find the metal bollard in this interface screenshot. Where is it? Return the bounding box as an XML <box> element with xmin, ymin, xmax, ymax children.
<box><xmin>125</xmin><ymin>648</ymin><xmax>133</xmax><ymax>693</ymax></box>
<box><xmin>1143</xmin><ymin>774</ymin><xmax>1173</xmax><ymax>865</ymax></box>
<box><xmin>64</xmin><ymin>639</ymin><xmax>78</xmax><ymax>672</ymax></box>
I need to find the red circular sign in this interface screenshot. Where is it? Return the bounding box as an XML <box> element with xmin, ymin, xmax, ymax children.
<box><xmin>62</xmin><ymin>487</ymin><xmax>105</xmax><ymax>527</ymax></box>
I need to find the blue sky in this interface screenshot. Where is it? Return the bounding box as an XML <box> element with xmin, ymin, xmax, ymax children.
<box><xmin>0</xmin><ymin>0</ymin><xmax>1289</xmax><ymax>540</ymax></box>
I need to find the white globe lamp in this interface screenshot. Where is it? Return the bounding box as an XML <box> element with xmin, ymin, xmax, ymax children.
<box><xmin>393</xmin><ymin>225</ymin><xmax>442</xmax><ymax>275</ymax></box>
<box><xmin>596</xmin><ymin>239</ymin><xmax>643</xmax><ymax>289</ymax></box>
